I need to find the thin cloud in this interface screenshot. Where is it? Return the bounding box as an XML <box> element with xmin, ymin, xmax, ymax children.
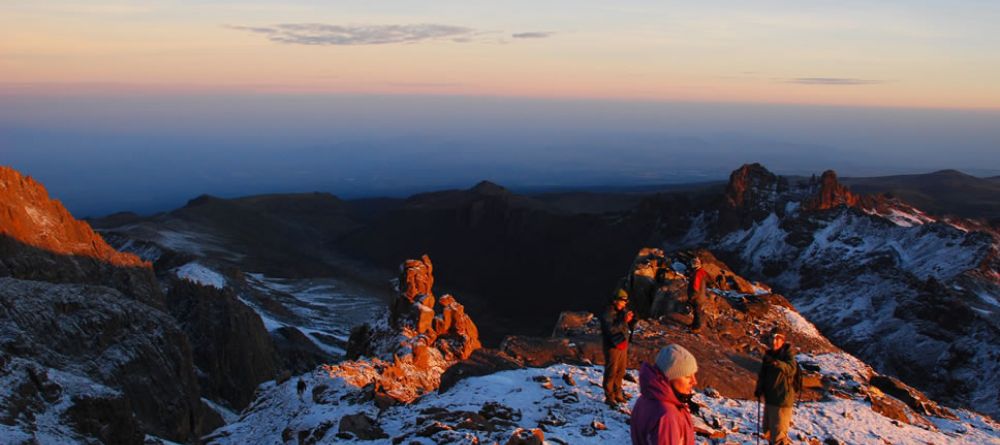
<box><xmin>786</xmin><ymin>77</ymin><xmax>885</xmax><ymax>85</ymax></box>
<box><xmin>384</xmin><ymin>82</ymin><xmax>464</xmax><ymax>88</ymax></box>
<box><xmin>511</xmin><ymin>32</ymin><xmax>554</xmax><ymax>39</ymax></box>
<box><xmin>227</xmin><ymin>23</ymin><xmax>486</xmax><ymax>45</ymax></box>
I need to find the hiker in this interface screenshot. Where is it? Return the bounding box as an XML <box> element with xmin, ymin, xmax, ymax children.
<box><xmin>754</xmin><ymin>329</ymin><xmax>800</xmax><ymax>445</ymax></box>
<box><xmin>630</xmin><ymin>344</ymin><xmax>698</xmax><ymax>445</ymax></box>
<box><xmin>687</xmin><ymin>257</ymin><xmax>708</xmax><ymax>332</ymax></box>
<box><xmin>600</xmin><ymin>289</ymin><xmax>637</xmax><ymax>407</ymax></box>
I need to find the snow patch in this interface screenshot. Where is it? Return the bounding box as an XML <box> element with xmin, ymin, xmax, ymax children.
<box><xmin>977</xmin><ymin>290</ymin><xmax>1000</xmax><ymax>307</ymax></box>
<box><xmin>779</xmin><ymin>306</ymin><xmax>823</xmax><ymax>339</ymax></box>
<box><xmin>175</xmin><ymin>262</ymin><xmax>225</xmax><ymax>289</ymax></box>
<box><xmin>23</xmin><ymin>205</ymin><xmax>51</xmax><ymax>228</ymax></box>
<box><xmin>202</xmin><ymin>398</ymin><xmax>240</xmax><ymax>424</ymax></box>
<box><xmin>784</xmin><ymin>200</ymin><xmax>801</xmax><ymax>215</ymax></box>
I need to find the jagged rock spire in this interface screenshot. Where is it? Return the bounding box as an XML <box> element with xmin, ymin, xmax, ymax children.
<box><xmin>803</xmin><ymin>170</ymin><xmax>860</xmax><ymax>211</ymax></box>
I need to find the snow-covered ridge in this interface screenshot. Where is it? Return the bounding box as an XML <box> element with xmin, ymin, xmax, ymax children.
<box><xmin>717</xmin><ymin>209</ymin><xmax>988</xmax><ymax>285</ymax></box>
<box><xmin>697</xmin><ymin>168</ymin><xmax>1000</xmax><ymax>419</ymax></box>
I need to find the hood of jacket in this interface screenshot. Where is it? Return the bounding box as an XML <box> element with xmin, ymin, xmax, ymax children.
<box><xmin>638</xmin><ymin>362</ymin><xmax>685</xmax><ymax>407</ymax></box>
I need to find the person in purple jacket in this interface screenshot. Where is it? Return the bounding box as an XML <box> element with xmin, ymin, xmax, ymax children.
<box><xmin>630</xmin><ymin>344</ymin><xmax>698</xmax><ymax>445</ymax></box>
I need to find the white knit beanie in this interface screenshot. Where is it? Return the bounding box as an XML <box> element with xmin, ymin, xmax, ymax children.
<box><xmin>655</xmin><ymin>344</ymin><xmax>698</xmax><ymax>380</ymax></box>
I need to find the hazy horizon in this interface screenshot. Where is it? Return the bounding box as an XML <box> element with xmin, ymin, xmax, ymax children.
<box><xmin>4</xmin><ymin>2</ymin><xmax>1000</xmax><ymax>217</ymax></box>
<box><xmin>3</xmin><ymin>93</ymin><xmax>999</xmax><ymax>218</ymax></box>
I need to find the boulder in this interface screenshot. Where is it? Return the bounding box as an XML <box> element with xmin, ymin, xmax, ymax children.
<box><xmin>439</xmin><ymin>349</ymin><xmax>524</xmax><ymax>393</ymax></box>
<box><xmin>499</xmin><ymin>336</ymin><xmax>583</xmax><ymax>367</ymax></box>
<box><xmin>870</xmin><ymin>374</ymin><xmax>956</xmax><ymax>420</ymax></box>
<box><xmin>338</xmin><ymin>413</ymin><xmax>388</xmax><ymax>440</ymax></box>
<box><xmin>550</xmin><ymin>311</ymin><xmax>595</xmax><ymax>337</ymax></box>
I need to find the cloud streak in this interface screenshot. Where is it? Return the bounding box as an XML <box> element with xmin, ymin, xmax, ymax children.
<box><xmin>786</xmin><ymin>77</ymin><xmax>885</xmax><ymax>85</ymax></box>
<box><xmin>228</xmin><ymin>23</ymin><xmax>486</xmax><ymax>45</ymax></box>
<box><xmin>511</xmin><ymin>32</ymin><xmax>554</xmax><ymax>39</ymax></box>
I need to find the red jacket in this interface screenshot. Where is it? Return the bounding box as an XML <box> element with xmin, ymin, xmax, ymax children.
<box><xmin>687</xmin><ymin>268</ymin><xmax>708</xmax><ymax>300</ymax></box>
<box><xmin>630</xmin><ymin>363</ymin><xmax>695</xmax><ymax>445</ymax></box>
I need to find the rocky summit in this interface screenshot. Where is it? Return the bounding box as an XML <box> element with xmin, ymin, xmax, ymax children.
<box><xmin>2</xmin><ymin>163</ymin><xmax>999</xmax><ymax>444</ymax></box>
<box><xmin>208</xmin><ymin>248</ymin><xmax>1000</xmax><ymax>444</ymax></box>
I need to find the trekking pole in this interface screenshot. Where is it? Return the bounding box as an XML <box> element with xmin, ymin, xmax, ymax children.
<box><xmin>756</xmin><ymin>396</ymin><xmax>761</xmax><ymax>445</ymax></box>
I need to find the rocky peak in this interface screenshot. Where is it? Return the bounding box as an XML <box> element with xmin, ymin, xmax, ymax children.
<box><xmin>0</xmin><ymin>166</ymin><xmax>159</xmax><ymax>306</ymax></box>
<box><xmin>724</xmin><ymin>163</ymin><xmax>783</xmax><ymax>210</ymax></box>
<box><xmin>0</xmin><ymin>166</ymin><xmax>147</xmax><ymax>269</ymax></box>
<box><xmin>469</xmin><ymin>180</ymin><xmax>509</xmax><ymax>197</ymax></box>
<box><xmin>716</xmin><ymin>163</ymin><xmax>789</xmax><ymax>232</ymax></box>
<box><xmin>183</xmin><ymin>194</ymin><xmax>224</xmax><ymax>209</ymax></box>
<box><xmin>803</xmin><ymin>170</ymin><xmax>861</xmax><ymax>211</ymax></box>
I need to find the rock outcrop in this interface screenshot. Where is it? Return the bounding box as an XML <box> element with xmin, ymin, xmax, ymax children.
<box><xmin>717</xmin><ymin>163</ymin><xmax>789</xmax><ymax>232</ymax></box>
<box><xmin>333</xmin><ymin>255</ymin><xmax>481</xmax><ymax>403</ymax></box>
<box><xmin>0</xmin><ymin>277</ymin><xmax>222</xmax><ymax>443</ymax></box>
<box><xmin>493</xmin><ymin>247</ymin><xmax>969</xmax><ymax>429</ymax></box>
<box><xmin>167</xmin><ymin>278</ymin><xmax>278</xmax><ymax>411</ymax></box>
<box><xmin>802</xmin><ymin>170</ymin><xmax>860</xmax><ymax>211</ymax></box>
<box><xmin>0</xmin><ymin>166</ymin><xmax>160</xmax><ymax>307</ymax></box>
<box><xmin>495</xmin><ymin>248</ymin><xmax>833</xmax><ymax>400</ymax></box>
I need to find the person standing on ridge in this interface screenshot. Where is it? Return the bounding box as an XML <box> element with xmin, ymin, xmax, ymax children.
<box><xmin>601</xmin><ymin>289</ymin><xmax>637</xmax><ymax>407</ymax></box>
<box><xmin>687</xmin><ymin>257</ymin><xmax>708</xmax><ymax>332</ymax></box>
<box><xmin>754</xmin><ymin>329</ymin><xmax>801</xmax><ymax>445</ymax></box>
<box><xmin>630</xmin><ymin>344</ymin><xmax>698</xmax><ymax>445</ymax></box>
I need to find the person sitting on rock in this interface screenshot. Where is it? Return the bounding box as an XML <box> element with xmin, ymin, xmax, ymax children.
<box><xmin>630</xmin><ymin>344</ymin><xmax>698</xmax><ymax>445</ymax></box>
<box><xmin>754</xmin><ymin>329</ymin><xmax>800</xmax><ymax>445</ymax></box>
<box><xmin>600</xmin><ymin>289</ymin><xmax>637</xmax><ymax>407</ymax></box>
<box><xmin>687</xmin><ymin>257</ymin><xmax>708</xmax><ymax>332</ymax></box>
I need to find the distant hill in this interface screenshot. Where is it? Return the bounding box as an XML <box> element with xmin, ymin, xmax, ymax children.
<box><xmin>841</xmin><ymin>169</ymin><xmax>1000</xmax><ymax>220</ymax></box>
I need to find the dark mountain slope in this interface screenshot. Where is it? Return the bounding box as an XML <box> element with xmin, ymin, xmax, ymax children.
<box><xmin>842</xmin><ymin>169</ymin><xmax>1000</xmax><ymax>220</ymax></box>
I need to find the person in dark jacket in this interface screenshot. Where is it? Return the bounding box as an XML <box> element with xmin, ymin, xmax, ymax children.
<box><xmin>630</xmin><ymin>344</ymin><xmax>698</xmax><ymax>445</ymax></box>
<box><xmin>754</xmin><ymin>329</ymin><xmax>799</xmax><ymax>445</ymax></box>
<box><xmin>601</xmin><ymin>289</ymin><xmax>637</xmax><ymax>407</ymax></box>
<box><xmin>687</xmin><ymin>257</ymin><xmax>708</xmax><ymax>332</ymax></box>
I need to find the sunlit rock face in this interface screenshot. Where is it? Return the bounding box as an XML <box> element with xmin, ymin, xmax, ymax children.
<box><xmin>0</xmin><ymin>165</ymin><xmax>160</xmax><ymax>307</ymax></box>
<box><xmin>335</xmin><ymin>255</ymin><xmax>481</xmax><ymax>404</ymax></box>
<box><xmin>802</xmin><ymin>170</ymin><xmax>860</xmax><ymax>211</ymax></box>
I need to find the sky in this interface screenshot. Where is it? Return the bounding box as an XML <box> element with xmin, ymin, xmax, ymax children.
<box><xmin>1</xmin><ymin>1</ymin><xmax>999</xmax><ymax>216</ymax></box>
<box><xmin>4</xmin><ymin>0</ymin><xmax>1000</xmax><ymax>107</ymax></box>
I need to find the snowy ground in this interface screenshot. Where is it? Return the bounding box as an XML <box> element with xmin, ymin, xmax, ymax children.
<box><xmin>208</xmin><ymin>353</ymin><xmax>1000</xmax><ymax>445</ymax></box>
<box><xmin>0</xmin><ymin>358</ymin><xmax>121</xmax><ymax>445</ymax></box>
<box><xmin>171</xmin><ymin>261</ymin><xmax>385</xmax><ymax>358</ymax></box>
<box><xmin>175</xmin><ymin>262</ymin><xmax>226</xmax><ymax>289</ymax></box>
<box><xmin>241</xmin><ymin>273</ymin><xmax>385</xmax><ymax>357</ymax></box>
